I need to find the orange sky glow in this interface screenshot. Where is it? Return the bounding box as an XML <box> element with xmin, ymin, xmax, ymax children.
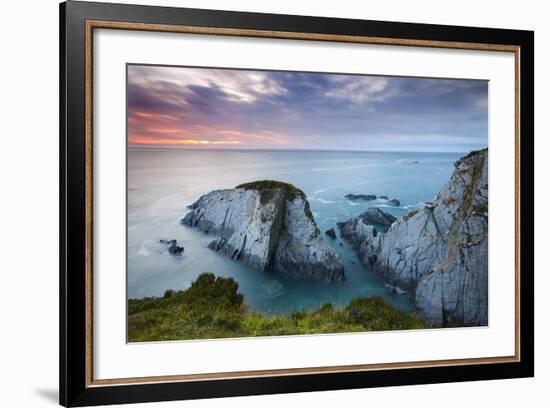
<box><xmin>129</xmin><ymin>136</ymin><xmax>242</xmax><ymax>145</ymax></box>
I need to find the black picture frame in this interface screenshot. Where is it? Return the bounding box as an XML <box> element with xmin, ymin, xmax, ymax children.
<box><xmin>60</xmin><ymin>1</ymin><xmax>534</xmax><ymax>406</ymax></box>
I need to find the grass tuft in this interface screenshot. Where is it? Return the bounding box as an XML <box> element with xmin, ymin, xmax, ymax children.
<box><xmin>236</xmin><ymin>180</ymin><xmax>306</xmax><ymax>201</ymax></box>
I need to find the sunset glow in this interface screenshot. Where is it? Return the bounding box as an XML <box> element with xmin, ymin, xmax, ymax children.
<box><xmin>128</xmin><ymin>136</ymin><xmax>241</xmax><ymax>145</ymax></box>
<box><xmin>127</xmin><ymin>65</ymin><xmax>488</xmax><ymax>152</ymax></box>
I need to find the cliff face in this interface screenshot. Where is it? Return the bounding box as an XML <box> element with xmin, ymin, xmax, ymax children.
<box><xmin>182</xmin><ymin>182</ymin><xmax>345</xmax><ymax>282</ymax></box>
<box><xmin>341</xmin><ymin>149</ymin><xmax>488</xmax><ymax>327</ymax></box>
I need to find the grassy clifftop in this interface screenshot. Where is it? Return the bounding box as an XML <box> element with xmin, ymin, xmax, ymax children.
<box><xmin>128</xmin><ymin>273</ymin><xmax>428</xmax><ymax>342</ymax></box>
<box><xmin>236</xmin><ymin>180</ymin><xmax>306</xmax><ymax>201</ymax></box>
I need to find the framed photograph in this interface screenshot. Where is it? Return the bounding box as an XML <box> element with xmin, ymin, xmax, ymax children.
<box><xmin>60</xmin><ymin>1</ymin><xmax>534</xmax><ymax>406</ymax></box>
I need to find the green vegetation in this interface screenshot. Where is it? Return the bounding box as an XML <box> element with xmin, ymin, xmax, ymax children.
<box><xmin>128</xmin><ymin>273</ymin><xmax>429</xmax><ymax>342</ymax></box>
<box><xmin>236</xmin><ymin>180</ymin><xmax>306</xmax><ymax>201</ymax></box>
<box><xmin>461</xmin><ymin>147</ymin><xmax>488</xmax><ymax>161</ymax></box>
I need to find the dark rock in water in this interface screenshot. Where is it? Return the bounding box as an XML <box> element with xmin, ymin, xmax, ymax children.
<box><xmin>387</xmin><ymin>199</ymin><xmax>401</xmax><ymax>206</ymax></box>
<box><xmin>345</xmin><ymin>193</ymin><xmax>376</xmax><ymax>201</ymax></box>
<box><xmin>182</xmin><ymin>180</ymin><xmax>344</xmax><ymax>282</ymax></box>
<box><xmin>359</xmin><ymin>208</ymin><xmax>397</xmax><ymax>226</ymax></box>
<box><xmin>336</xmin><ymin>221</ymin><xmax>345</xmax><ymax>230</ymax></box>
<box><xmin>379</xmin><ymin>195</ymin><xmax>389</xmax><ymax>200</ymax></box>
<box><xmin>160</xmin><ymin>239</ymin><xmax>184</xmax><ymax>256</ymax></box>
<box><xmin>339</xmin><ymin>148</ymin><xmax>489</xmax><ymax>327</ymax></box>
<box><xmin>168</xmin><ymin>243</ymin><xmax>184</xmax><ymax>256</ymax></box>
<box><xmin>339</xmin><ymin>242</ymin><xmax>343</xmax><ymax>247</ymax></box>
<box><xmin>325</xmin><ymin>227</ymin><xmax>337</xmax><ymax>239</ymax></box>
<box><xmin>412</xmin><ymin>160</ymin><xmax>420</xmax><ymax>164</ymax></box>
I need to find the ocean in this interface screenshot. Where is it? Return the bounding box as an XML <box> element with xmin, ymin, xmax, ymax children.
<box><xmin>127</xmin><ymin>148</ymin><xmax>462</xmax><ymax>314</ymax></box>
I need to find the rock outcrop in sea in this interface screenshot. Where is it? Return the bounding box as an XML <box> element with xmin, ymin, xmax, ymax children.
<box><xmin>345</xmin><ymin>193</ymin><xmax>377</xmax><ymax>201</ymax></box>
<box><xmin>345</xmin><ymin>194</ymin><xmax>400</xmax><ymax>206</ymax></box>
<box><xmin>325</xmin><ymin>227</ymin><xmax>337</xmax><ymax>239</ymax></box>
<box><xmin>359</xmin><ymin>208</ymin><xmax>397</xmax><ymax>227</ymax></box>
<box><xmin>339</xmin><ymin>149</ymin><xmax>488</xmax><ymax>327</ymax></box>
<box><xmin>182</xmin><ymin>180</ymin><xmax>345</xmax><ymax>282</ymax></box>
<box><xmin>160</xmin><ymin>239</ymin><xmax>184</xmax><ymax>256</ymax></box>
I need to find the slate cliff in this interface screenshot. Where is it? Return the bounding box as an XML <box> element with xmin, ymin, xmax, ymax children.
<box><xmin>340</xmin><ymin>149</ymin><xmax>488</xmax><ymax>326</ymax></box>
<box><xmin>182</xmin><ymin>180</ymin><xmax>345</xmax><ymax>282</ymax></box>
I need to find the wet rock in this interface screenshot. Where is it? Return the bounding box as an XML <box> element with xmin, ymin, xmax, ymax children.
<box><xmin>359</xmin><ymin>208</ymin><xmax>397</xmax><ymax>227</ymax></box>
<box><xmin>160</xmin><ymin>239</ymin><xmax>184</xmax><ymax>256</ymax></box>
<box><xmin>345</xmin><ymin>193</ymin><xmax>377</xmax><ymax>201</ymax></box>
<box><xmin>325</xmin><ymin>227</ymin><xmax>337</xmax><ymax>239</ymax></box>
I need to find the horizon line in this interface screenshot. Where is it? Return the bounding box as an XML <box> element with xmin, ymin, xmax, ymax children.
<box><xmin>127</xmin><ymin>145</ymin><xmax>486</xmax><ymax>154</ymax></box>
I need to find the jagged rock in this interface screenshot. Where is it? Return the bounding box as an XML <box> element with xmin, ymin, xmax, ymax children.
<box><xmin>387</xmin><ymin>198</ymin><xmax>401</xmax><ymax>206</ymax></box>
<box><xmin>345</xmin><ymin>193</ymin><xmax>376</xmax><ymax>201</ymax></box>
<box><xmin>340</xmin><ymin>149</ymin><xmax>489</xmax><ymax>327</ymax></box>
<box><xmin>359</xmin><ymin>208</ymin><xmax>397</xmax><ymax>226</ymax></box>
<box><xmin>338</xmin><ymin>217</ymin><xmax>377</xmax><ymax>249</ymax></box>
<box><xmin>182</xmin><ymin>180</ymin><xmax>344</xmax><ymax>282</ymax></box>
<box><xmin>160</xmin><ymin>239</ymin><xmax>184</xmax><ymax>256</ymax></box>
<box><xmin>325</xmin><ymin>227</ymin><xmax>337</xmax><ymax>239</ymax></box>
<box><xmin>168</xmin><ymin>244</ymin><xmax>184</xmax><ymax>256</ymax></box>
<box><xmin>379</xmin><ymin>195</ymin><xmax>389</xmax><ymax>200</ymax></box>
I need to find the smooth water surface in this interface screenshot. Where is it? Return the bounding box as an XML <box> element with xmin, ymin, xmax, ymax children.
<box><xmin>128</xmin><ymin>148</ymin><xmax>461</xmax><ymax>314</ymax></box>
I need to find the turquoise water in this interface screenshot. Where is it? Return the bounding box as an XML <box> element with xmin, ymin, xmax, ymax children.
<box><xmin>127</xmin><ymin>148</ymin><xmax>461</xmax><ymax>314</ymax></box>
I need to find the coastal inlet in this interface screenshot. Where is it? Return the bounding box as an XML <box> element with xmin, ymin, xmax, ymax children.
<box><xmin>127</xmin><ymin>149</ymin><xmax>463</xmax><ymax>316</ymax></box>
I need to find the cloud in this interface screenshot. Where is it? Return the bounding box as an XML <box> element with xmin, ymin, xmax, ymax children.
<box><xmin>128</xmin><ymin>65</ymin><xmax>287</xmax><ymax>103</ymax></box>
<box><xmin>127</xmin><ymin>64</ymin><xmax>488</xmax><ymax>152</ymax></box>
<box><xmin>325</xmin><ymin>76</ymin><xmax>394</xmax><ymax>104</ymax></box>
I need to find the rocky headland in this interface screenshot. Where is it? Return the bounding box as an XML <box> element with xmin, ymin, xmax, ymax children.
<box><xmin>182</xmin><ymin>180</ymin><xmax>345</xmax><ymax>282</ymax></box>
<box><xmin>338</xmin><ymin>149</ymin><xmax>489</xmax><ymax>327</ymax></box>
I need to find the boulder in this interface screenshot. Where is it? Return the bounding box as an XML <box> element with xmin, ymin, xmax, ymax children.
<box><xmin>325</xmin><ymin>227</ymin><xmax>337</xmax><ymax>239</ymax></box>
<box><xmin>359</xmin><ymin>208</ymin><xmax>397</xmax><ymax>226</ymax></box>
<box><xmin>160</xmin><ymin>239</ymin><xmax>184</xmax><ymax>256</ymax></box>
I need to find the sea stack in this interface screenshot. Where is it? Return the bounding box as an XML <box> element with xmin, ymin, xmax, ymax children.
<box><xmin>182</xmin><ymin>180</ymin><xmax>345</xmax><ymax>282</ymax></box>
<box><xmin>339</xmin><ymin>149</ymin><xmax>488</xmax><ymax>327</ymax></box>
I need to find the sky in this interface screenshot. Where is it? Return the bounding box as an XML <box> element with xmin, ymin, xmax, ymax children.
<box><xmin>127</xmin><ymin>64</ymin><xmax>488</xmax><ymax>152</ymax></box>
